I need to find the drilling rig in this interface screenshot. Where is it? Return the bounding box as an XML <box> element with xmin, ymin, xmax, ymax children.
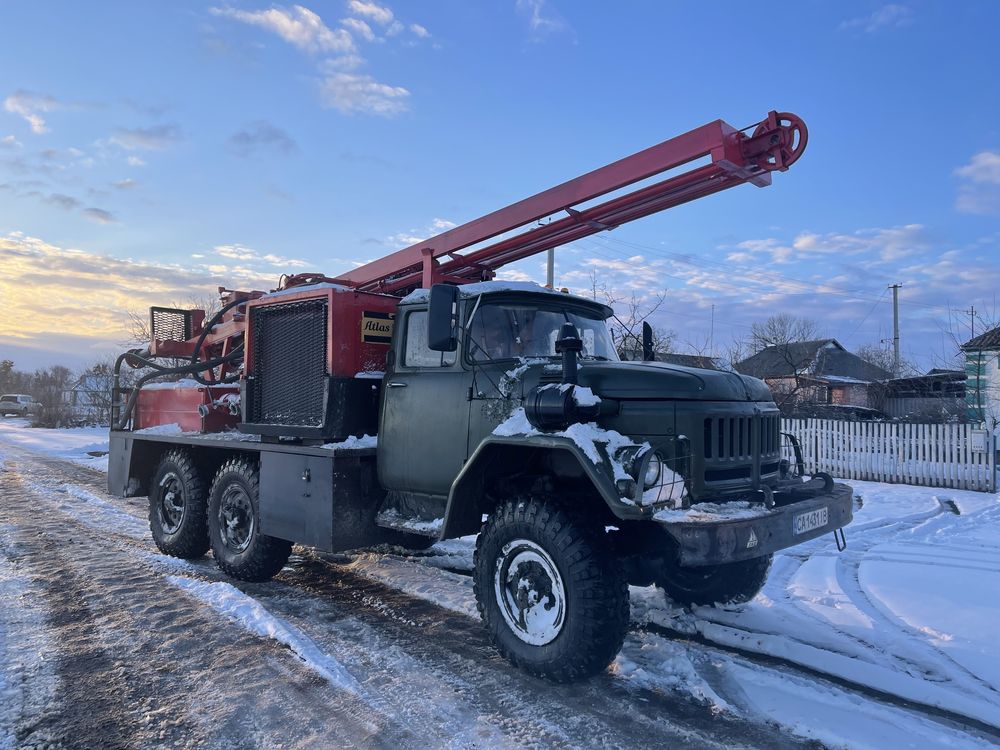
<box><xmin>109</xmin><ymin>111</ymin><xmax>852</xmax><ymax>681</ymax></box>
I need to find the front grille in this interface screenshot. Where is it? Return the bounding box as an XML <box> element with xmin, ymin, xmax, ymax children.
<box><xmin>250</xmin><ymin>299</ymin><xmax>327</xmax><ymax>426</ymax></box>
<box><xmin>150</xmin><ymin>307</ymin><xmax>192</xmax><ymax>342</ymax></box>
<box><xmin>703</xmin><ymin>414</ymin><xmax>781</xmax><ymax>460</ymax></box>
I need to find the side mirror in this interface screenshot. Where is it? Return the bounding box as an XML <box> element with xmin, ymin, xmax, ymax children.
<box><xmin>427</xmin><ymin>284</ymin><xmax>459</xmax><ymax>352</ymax></box>
<box><xmin>642</xmin><ymin>321</ymin><xmax>655</xmax><ymax>361</ymax></box>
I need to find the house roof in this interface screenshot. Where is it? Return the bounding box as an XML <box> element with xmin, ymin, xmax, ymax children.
<box><xmin>735</xmin><ymin>338</ymin><xmax>891</xmax><ymax>382</ymax></box>
<box><xmin>961</xmin><ymin>325</ymin><xmax>1000</xmax><ymax>351</ymax></box>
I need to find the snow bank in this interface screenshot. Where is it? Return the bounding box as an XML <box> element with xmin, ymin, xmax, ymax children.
<box><xmin>0</xmin><ymin>418</ymin><xmax>109</xmax><ymax>472</ymax></box>
<box><xmin>167</xmin><ymin>575</ymin><xmax>365</xmax><ymax>699</ymax></box>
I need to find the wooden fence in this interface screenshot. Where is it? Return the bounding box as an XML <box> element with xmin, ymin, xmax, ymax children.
<box><xmin>781</xmin><ymin>419</ymin><xmax>997</xmax><ymax>492</ymax></box>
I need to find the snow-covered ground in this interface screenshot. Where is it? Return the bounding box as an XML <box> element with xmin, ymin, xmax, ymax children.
<box><xmin>0</xmin><ymin>417</ymin><xmax>110</xmax><ymax>472</ymax></box>
<box><xmin>1</xmin><ymin>419</ymin><xmax>998</xmax><ymax>749</ymax></box>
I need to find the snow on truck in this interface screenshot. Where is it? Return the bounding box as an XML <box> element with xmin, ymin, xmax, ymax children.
<box><xmin>108</xmin><ymin>111</ymin><xmax>852</xmax><ymax>681</ymax></box>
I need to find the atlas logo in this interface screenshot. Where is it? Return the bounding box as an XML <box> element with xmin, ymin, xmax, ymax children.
<box><xmin>746</xmin><ymin>529</ymin><xmax>758</xmax><ymax>549</ymax></box>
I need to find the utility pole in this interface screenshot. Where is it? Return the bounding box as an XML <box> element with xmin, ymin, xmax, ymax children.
<box><xmin>889</xmin><ymin>283</ymin><xmax>901</xmax><ymax>377</ymax></box>
<box><xmin>966</xmin><ymin>305</ymin><xmax>976</xmax><ymax>340</ymax></box>
<box><xmin>546</xmin><ymin>248</ymin><xmax>554</xmax><ymax>288</ymax></box>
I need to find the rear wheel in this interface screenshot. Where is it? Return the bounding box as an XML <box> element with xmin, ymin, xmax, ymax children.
<box><xmin>656</xmin><ymin>554</ymin><xmax>773</xmax><ymax>606</ymax></box>
<box><xmin>208</xmin><ymin>458</ymin><xmax>292</xmax><ymax>582</ymax></box>
<box><xmin>474</xmin><ymin>497</ymin><xmax>629</xmax><ymax>682</ymax></box>
<box><xmin>148</xmin><ymin>450</ymin><xmax>209</xmax><ymax>559</ymax></box>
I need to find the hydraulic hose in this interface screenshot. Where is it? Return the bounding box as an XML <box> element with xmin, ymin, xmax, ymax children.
<box><xmin>188</xmin><ymin>295</ymin><xmax>249</xmax><ymax>386</ymax></box>
<box><xmin>112</xmin><ymin>347</ymin><xmax>243</xmax><ymax>430</ymax></box>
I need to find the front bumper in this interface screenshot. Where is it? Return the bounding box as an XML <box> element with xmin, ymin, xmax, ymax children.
<box><xmin>657</xmin><ymin>479</ymin><xmax>854</xmax><ymax>567</ymax></box>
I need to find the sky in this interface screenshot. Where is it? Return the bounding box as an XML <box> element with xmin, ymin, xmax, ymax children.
<box><xmin>1</xmin><ymin>0</ymin><xmax>999</xmax><ymax>373</ymax></box>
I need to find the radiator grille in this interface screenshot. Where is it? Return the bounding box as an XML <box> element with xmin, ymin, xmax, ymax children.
<box><xmin>704</xmin><ymin>414</ymin><xmax>781</xmax><ymax>460</ymax></box>
<box><xmin>150</xmin><ymin>307</ymin><xmax>192</xmax><ymax>342</ymax></box>
<box><xmin>250</xmin><ymin>299</ymin><xmax>327</xmax><ymax>426</ymax></box>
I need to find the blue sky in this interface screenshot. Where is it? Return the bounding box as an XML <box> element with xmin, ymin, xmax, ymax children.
<box><xmin>1</xmin><ymin>1</ymin><xmax>999</xmax><ymax>371</ymax></box>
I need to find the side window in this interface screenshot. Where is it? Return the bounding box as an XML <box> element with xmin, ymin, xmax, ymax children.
<box><xmin>403</xmin><ymin>311</ymin><xmax>456</xmax><ymax>368</ymax></box>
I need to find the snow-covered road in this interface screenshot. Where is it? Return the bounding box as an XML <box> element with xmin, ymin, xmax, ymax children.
<box><xmin>1</xmin><ymin>418</ymin><xmax>998</xmax><ymax>749</ymax></box>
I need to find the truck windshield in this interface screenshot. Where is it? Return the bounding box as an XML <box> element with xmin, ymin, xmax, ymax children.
<box><xmin>468</xmin><ymin>303</ymin><xmax>619</xmax><ymax>362</ymax></box>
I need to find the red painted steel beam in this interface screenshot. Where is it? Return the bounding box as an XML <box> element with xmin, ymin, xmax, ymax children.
<box><xmin>334</xmin><ymin>111</ymin><xmax>807</xmax><ymax>295</ymax></box>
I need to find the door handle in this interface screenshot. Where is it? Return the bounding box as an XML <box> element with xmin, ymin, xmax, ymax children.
<box><xmin>387</xmin><ymin>382</ymin><xmax>408</xmax><ymax>388</ymax></box>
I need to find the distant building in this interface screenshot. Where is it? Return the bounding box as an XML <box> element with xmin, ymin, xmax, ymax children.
<box><xmin>63</xmin><ymin>372</ymin><xmax>112</xmax><ymax>424</ymax></box>
<box><xmin>881</xmin><ymin>370</ymin><xmax>966</xmax><ymax>422</ymax></box>
<box><xmin>961</xmin><ymin>326</ymin><xmax>1000</xmax><ymax>426</ymax></box>
<box><xmin>735</xmin><ymin>339</ymin><xmax>891</xmax><ymax>413</ymax></box>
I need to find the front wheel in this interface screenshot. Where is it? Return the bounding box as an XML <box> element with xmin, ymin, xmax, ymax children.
<box><xmin>656</xmin><ymin>554</ymin><xmax>773</xmax><ymax>607</ymax></box>
<box><xmin>474</xmin><ymin>498</ymin><xmax>629</xmax><ymax>682</ymax></box>
<box><xmin>208</xmin><ymin>458</ymin><xmax>292</xmax><ymax>582</ymax></box>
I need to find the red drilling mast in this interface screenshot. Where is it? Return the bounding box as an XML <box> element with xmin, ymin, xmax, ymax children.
<box><xmin>332</xmin><ymin>110</ymin><xmax>806</xmax><ymax>295</ymax></box>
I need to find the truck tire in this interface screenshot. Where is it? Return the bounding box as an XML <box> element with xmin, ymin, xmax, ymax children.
<box><xmin>208</xmin><ymin>458</ymin><xmax>292</xmax><ymax>582</ymax></box>
<box><xmin>148</xmin><ymin>450</ymin><xmax>210</xmax><ymax>559</ymax></box>
<box><xmin>473</xmin><ymin>497</ymin><xmax>629</xmax><ymax>682</ymax></box>
<box><xmin>656</xmin><ymin>554</ymin><xmax>773</xmax><ymax>606</ymax></box>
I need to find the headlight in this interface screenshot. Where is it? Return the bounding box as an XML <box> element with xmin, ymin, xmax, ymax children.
<box><xmin>643</xmin><ymin>453</ymin><xmax>662</xmax><ymax>488</ymax></box>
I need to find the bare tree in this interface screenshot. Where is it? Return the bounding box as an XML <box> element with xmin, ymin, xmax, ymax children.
<box><xmin>749</xmin><ymin>313</ymin><xmax>820</xmax><ymax>354</ymax></box>
<box><xmin>583</xmin><ymin>272</ymin><xmax>676</xmax><ymax>360</ymax></box>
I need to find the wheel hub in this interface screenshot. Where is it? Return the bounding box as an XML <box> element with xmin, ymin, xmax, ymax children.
<box><xmin>494</xmin><ymin>539</ymin><xmax>566</xmax><ymax>646</ymax></box>
<box><xmin>157</xmin><ymin>472</ymin><xmax>185</xmax><ymax>534</ymax></box>
<box><xmin>219</xmin><ymin>485</ymin><xmax>254</xmax><ymax>553</ymax></box>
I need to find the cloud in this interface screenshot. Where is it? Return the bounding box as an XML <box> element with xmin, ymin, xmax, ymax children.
<box><xmin>227</xmin><ymin>121</ymin><xmax>297</xmax><ymax>157</ymax></box>
<box><xmin>341</xmin><ymin>17</ymin><xmax>375</xmax><ymax>42</ymax></box>
<box><xmin>840</xmin><ymin>4</ymin><xmax>913</xmax><ymax>33</ymax></box>
<box><xmin>212</xmin><ymin>243</ymin><xmax>308</xmax><ymax>268</ymax></box>
<box><xmin>954</xmin><ymin>151</ymin><xmax>1000</xmax><ymax>215</ymax></box>
<box><xmin>347</xmin><ymin>1</ymin><xmax>393</xmax><ymax>26</ymax></box>
<box><xmin>319</xmin><ymin>72</ymin><xmax>409</xmax><ymax>115</ymax></box>
<box><xmin>955</xmin><ymin>151</ymin><xmax>1000</xmax><ymax>183</ymax></box>
<box><xmin>127</xmin><ymin>155</ymin><xmax>146</xmax><ymax>167</ymax></box>
<box><xmin>211</xmin><ymin>4</ymin><xmax>354</xmax><ymax>54</ymax></box>
<box><xmin>0</xmin><ymin>232</ymin><xmax>283</xmax><ymax>355</ymax></box>
<box><xmin>114</xmin><ymin>178</ymin><xmax>138</xmax><ymax>190</ymax></box>
<box><xmin>111</xmin><ymin>124</ymin><xmax>183</xmax><ymax>150</ymax></box>
<box><xmin>46</xmin><ymin>193</ymin><xmax>82</xmax><ymax>211</ymax></box>
<box><xmin>1</xmin><ymin>134</ymin><xmax>23</xmax><ymax>148</ymax></box>
<box><xmin>388</xmin><ymin>218</ymin><xmax>456</xmax><ymax>247</ymax></box>
<box><xmin>409</xmin><ymin>23</ymin><xmax>430</xmax><ymax>38</ymax></box>
<box><xmin>515</xmin><ymin>0</ymin><xmax>568</xmax><ymax>38</ymax></box>
<box><xmin>3</xmin><ymin>90</ymin><xmax>62</xmax><ymax>134</ymax></box>
<box><xmin>83</xmin><ymin>208</ymin><xmax>117</xmax><ymax>224</ymax></box>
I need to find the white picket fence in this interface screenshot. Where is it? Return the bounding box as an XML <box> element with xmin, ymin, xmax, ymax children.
<box><xmin>781</xmin><ymin>419</ymin><xmax>997</xmax><ymax>492</ymax></box>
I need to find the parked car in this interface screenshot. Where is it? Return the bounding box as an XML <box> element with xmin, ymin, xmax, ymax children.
<box><xmin>0</xmin><ymin>394</ymin><xmax>41</xmax><ymax>417</ymax></box>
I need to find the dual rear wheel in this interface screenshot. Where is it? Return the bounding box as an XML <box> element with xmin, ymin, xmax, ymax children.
<box><xmin>148</xmin><ymin>453</ymin><xmax>290</xmax><ymax>581</ymax></box>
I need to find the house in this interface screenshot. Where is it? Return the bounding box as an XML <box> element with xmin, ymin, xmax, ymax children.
<box><xmin>881</xmin><ymin>370</ymin><xmax>966</xmax><ymax>421</ymax></box>
<box><xmin>961</xmin><ymin>326</ymin><xmax>1000</xmax><ymax>427</ymax></box>
<box><xmin>63</xmin><ymin>372</ymin><xmax>113</xmax><ymax>424</ymax></box>
<box><xmin>734</xmin><ymin>339</ymin><xmax>891</xmax><ymax>413</ymax></box>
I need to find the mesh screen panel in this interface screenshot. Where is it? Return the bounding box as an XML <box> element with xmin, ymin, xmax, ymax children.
<box><xmin>250</xmin><ymin>298</ymin><xmax>328</xmax><ymax>426</ymax></box>
<box><xmin>150</xmin><ymin>307</ymin><xmax>192</xmax><ymax>342</ymax></box>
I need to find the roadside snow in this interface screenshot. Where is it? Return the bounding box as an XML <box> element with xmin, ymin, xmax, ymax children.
<box><xmin>166</xmin><ymin>575</ymin><xmax>367</xmax><ymax>700</ymax></box>
<box><xmin>0</xmin><ymin>418</ymin><xmax>109</xmax><ymax>472</ymax></box>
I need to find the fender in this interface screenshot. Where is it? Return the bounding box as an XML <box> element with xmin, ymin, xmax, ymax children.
<box><xmin>440</xmin><ymin>434</ymin><xmax>648</xmax><ymax>538</ymax></box>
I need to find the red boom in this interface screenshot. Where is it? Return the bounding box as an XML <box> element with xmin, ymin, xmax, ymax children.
<box><xmin>332</xmin><ymin>111</ymin><xmax>807</xmax><ymax>295</ymax></box>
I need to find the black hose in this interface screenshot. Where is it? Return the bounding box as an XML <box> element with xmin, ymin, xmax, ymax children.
<box><xmin>189</xmin><ymin>295</ymin><xmax>248</xmax><ymax>386</ymax></box>
<box><xmin>113</xmin><ymin>348</ymin><xmax>243</xmax><ymax>430</ymax></box>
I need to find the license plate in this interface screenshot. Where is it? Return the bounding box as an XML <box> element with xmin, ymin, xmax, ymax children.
<box><xmin>793</xmin><ymin>507</ymin><xmax>828</xmax><ymax>535</ymax></box>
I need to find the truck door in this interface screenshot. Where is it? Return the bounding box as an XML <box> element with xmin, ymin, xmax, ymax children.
<box><xmin>378</xmin><ymin>307</ymin><xmax>470</xmax><ymax>496</ymax></box>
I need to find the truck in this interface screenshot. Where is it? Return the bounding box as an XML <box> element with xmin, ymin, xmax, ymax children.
<box><xmin>108</xmin><ymin>110</ymin><xmax>853</xmax><ymax>681</ymax></box>
<box><xmin>0</xmin><ymin>394</ymin><xmax>41</xmax><ymax>417</ymax></box>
